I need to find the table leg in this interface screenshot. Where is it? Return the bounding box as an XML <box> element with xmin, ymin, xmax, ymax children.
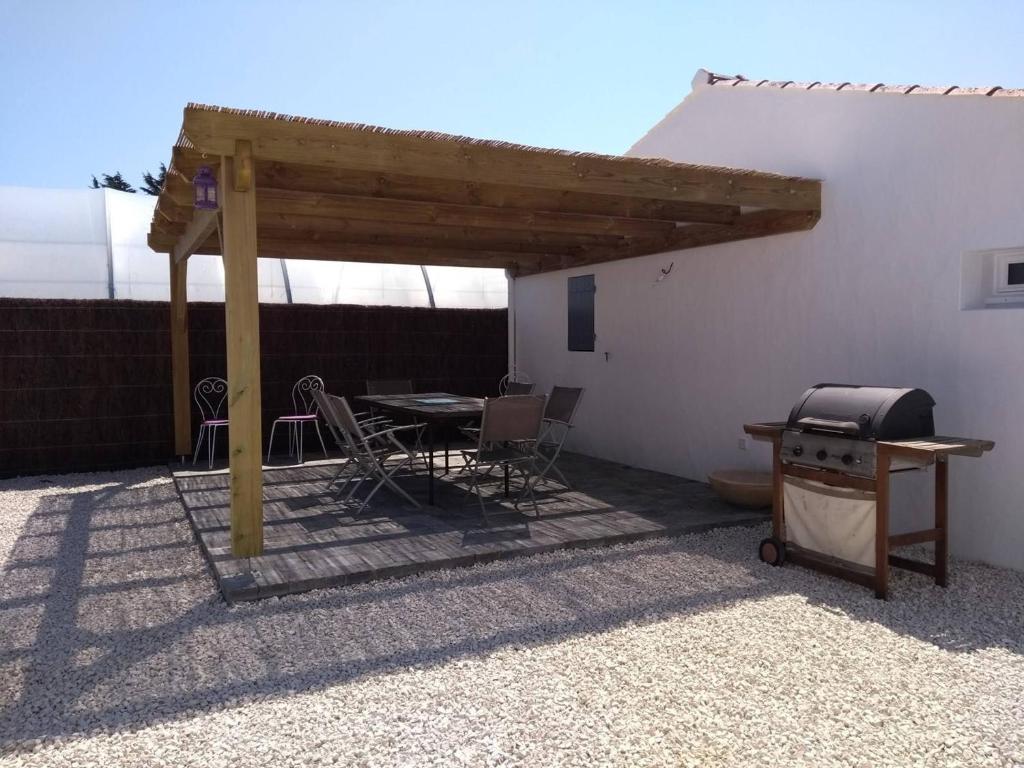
<box><xmin>935</xmin><ymin>458</ymin><xmax>949</xmax><ymax>587</ymax></box>
<box><xmin>444</xmin><ymin>433</ymin><xmax>450</xmax><ymax>474</ymax></box>
<box><xmin>427</xmin><ymin>423</ymin><xmax>435</xmax><ymax>506</ymax></box>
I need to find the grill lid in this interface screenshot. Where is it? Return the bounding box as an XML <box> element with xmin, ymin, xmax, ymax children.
<box><xmin>786</xmin><ymin>384</ymin><xmax>935</xmax><ymax>441</ymax></box>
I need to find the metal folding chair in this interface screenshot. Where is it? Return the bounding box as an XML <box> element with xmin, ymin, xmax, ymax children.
<box><xmin>319</xmin><ymin>392</ymin><xmax>422</xmax><ymax>515</ymax></box>
<box><xmin>458</xmin><ymin>379</ymin><xmax>534</xmax><ymax>447</ymax></box>
<box><xmin>460</xmin><ymin>394</ymin><xmax>546</xmax><ymax>521</ymax></box>
<box><xmin>529</xmin><ymin>386</ymin><xmax>585</xmax><ymax>489</ymax></box>
<box><xmin>365</xmin><ymin>379</ymin><xmax>428</xmax><ymax>467</ymax></box>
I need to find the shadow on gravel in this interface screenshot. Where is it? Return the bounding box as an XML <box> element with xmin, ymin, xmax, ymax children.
<box><xmin>0</xmin><ymin>467</ymin><xmax>1022</xmax><ymax>750</ymax></box>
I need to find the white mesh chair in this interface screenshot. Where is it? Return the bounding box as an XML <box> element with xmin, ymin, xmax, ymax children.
<box><xmin>266</xmin><ymin>374</ymin><xmax>329</xmax><ymax>464</ymax></box>
<box><xmin>318</xmin><ymin>392</ymin><xmax>422</xmax><ymax>515</ymax></box>
<box><xmin>192</xmin><ymin>377</ymin><xmax>228</xmax><ymax>470</ymax></box>
<box><xmin>460</xmin><ymin>394</ymin><xmax>546</xmax><ymax>520</ymax></box>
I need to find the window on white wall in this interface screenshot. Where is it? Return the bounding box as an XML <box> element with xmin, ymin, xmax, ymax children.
<box><xmin>960</xmin><ymin>247</ymin><xmax>1024</xmax><ymax>309</ymax></box>
<box><xmin>568</xmin><ymin>274</ymin><xmax>595</xmax><ymax>351</ymax></box>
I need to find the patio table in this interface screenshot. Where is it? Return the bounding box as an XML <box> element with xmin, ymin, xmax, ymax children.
<box><xmin>355</xmin><ymin>392</ymin><xmax>484</xmax><ymax>506</ymax></box>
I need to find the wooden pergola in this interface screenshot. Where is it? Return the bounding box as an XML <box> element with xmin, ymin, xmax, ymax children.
<box><xmin>148</xmin><ymin>103</ymin><xmax>822</xmax><ymax>558</ymax></box>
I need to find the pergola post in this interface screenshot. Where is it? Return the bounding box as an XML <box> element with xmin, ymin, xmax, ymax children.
<box><xmin>169</xmin><ymin>255</ymin><xmax>191</xmax><ymax>457</ymax></box>
<box><xmin>220</xmin><ymin>142</ymin><xmax>264</xmax><ymax>558</ymax></box>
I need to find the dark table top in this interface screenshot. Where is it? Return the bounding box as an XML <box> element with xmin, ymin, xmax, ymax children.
<box><xmin>355</xmin><ymin>392</ymin><xmax>485</xmax><ymax>421</ymax></box>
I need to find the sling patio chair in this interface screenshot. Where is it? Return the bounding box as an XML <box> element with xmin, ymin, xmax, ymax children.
<box><xmin>504</xmin><ymin>381</ymin><xmax>536</xmax><ymax>395</ymax></box>
<box><xmin>317</xmin><ymin>392</ymin><xmax>422</xmax><ymax>515</ymax></box>
<box><xmin>192</xmin><ymin>377</ymin><xmax>228</xmax><ymax>470</ymax></box>
<box><xmin>458</xmin><ymin>379</ymin><xmax>535</xmax><ymax>446</ymax></box>
<box><xmin>266</xmin><ymin>374</ymin><xmax>329</xmax><ymax>465</ymax></box>
<box><xmin>460</xmin><ymin>394</ymin><xmax>546</xmax><ymax>521</ymax></box>
<box><xmin>527</xmin><ymin>386</ymin><xmax>585</xmax><ymax>490</ymax></box>
<box><xmin>365</xmin><ymin>379</ymin><xmax>428</xmax><ymax>466</ymax></box>
<box><xmin>311</xmin><ymin>389</ymin><xmax>388</xmax><ymax>490</ymax></box>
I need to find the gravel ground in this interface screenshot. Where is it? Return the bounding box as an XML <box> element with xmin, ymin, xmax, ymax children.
<box><xmin>0</xmin><ymin>466</ymin><xmax>1022</xmax><ymax>768</ymax></box>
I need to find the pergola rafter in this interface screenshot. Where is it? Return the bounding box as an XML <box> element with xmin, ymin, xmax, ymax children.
<box><xmin>148</xmin><ymin>103</ymin><xmax>821</xmax><ymax>558</ymax></box>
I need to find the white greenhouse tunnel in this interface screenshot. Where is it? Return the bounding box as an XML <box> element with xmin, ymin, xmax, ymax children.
<box><xmin>0</xmin><ymin>186</ymin><xmax>508</xmax><ymax>309</ymax></box>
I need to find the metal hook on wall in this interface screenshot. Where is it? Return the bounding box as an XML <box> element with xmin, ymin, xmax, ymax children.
<box><xmin>655</xmin><ymin>261</ymin><xmax>674</xmax><ymax>284</ymax></box>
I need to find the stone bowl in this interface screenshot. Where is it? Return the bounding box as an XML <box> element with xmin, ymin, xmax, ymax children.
<box><xmin>708</xmin><ymin>470</ymin><xmax>773</xmax><ymax>509</ymax></box>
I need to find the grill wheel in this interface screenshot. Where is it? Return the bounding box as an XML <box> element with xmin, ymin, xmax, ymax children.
<box><xmin>759</xmin><ymin>537</ymin><xmax>786</xmax><ymax>567</ymax></box>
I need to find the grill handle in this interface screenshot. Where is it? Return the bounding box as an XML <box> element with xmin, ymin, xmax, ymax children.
<box><xmin>795</xmin><ymin>417</ymin><xmax>862</xmax><ymax>436</ymax></box>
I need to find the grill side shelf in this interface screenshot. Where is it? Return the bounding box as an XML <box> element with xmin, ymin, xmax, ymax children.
<box><xmin>878</xmin><ymin>436</ymin><xmax>995</xmax><ymax>462</ymax></box>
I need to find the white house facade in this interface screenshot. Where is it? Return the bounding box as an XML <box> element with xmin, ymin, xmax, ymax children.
<box><xmin>511</xmin><ymin>70</ymin><xmax>1024</xmax><ymax>570</ymax></box>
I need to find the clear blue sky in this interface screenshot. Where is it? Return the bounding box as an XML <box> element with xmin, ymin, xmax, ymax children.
<box><xmin>2</xmin><ymin>0</ymin><xmax>1022</xmax><ymax>189</ymax></box>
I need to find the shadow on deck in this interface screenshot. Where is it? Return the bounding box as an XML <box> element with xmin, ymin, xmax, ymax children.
<box><xmin>171</xmin><ymin>452</ymin><xmax>767</xmax><ymax>602</ymax></box>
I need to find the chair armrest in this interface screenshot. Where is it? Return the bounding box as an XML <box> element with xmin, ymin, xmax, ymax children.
<box><xmin>362</xmin><ymin>423</ymin><xmax>418</xmax><ymax>441</ymax></box>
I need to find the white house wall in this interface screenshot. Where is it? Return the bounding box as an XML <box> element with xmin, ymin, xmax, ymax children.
<box><xmin>512</xmin><ymin>81</ymin><xmax>1024</xmax><ymax>570</ymax></box>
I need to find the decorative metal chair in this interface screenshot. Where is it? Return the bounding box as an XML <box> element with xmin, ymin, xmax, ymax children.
<box><xmin>266</xmin><ymin>374</ymin><xmax>329</xmax><ymax>465</ymax></box>
<box><xmin>192</xmin><ymin>377</ymin><xmax>228</xmax><ymax>470</ymax></box>
<box><xmin>317</xmin><ymin>392</ymin><xmax>422</xmax><ymax>515</ymax></box>
<box><xmin>498</xmin><ymin>370</ymin><xmax>533</xmax><ymax>395</ymax></box>
<box><xmin>460</xmin><ymin>394</ymin><xmax>546</xmax><ymax>521</ymax></box>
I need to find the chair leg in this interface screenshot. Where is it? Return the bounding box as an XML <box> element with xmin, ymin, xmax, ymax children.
<box><xmin>266</xmin><ymin>420</ymin><xmax>279</xmax><ymax>463</ymax></box>
<box><xmin>192</xmin><ymin>424</ymin><xmax>205</xmax><ymax>466</ymax></box>
<box><xmin>549</xmin><ymin>463</ymin><xmax>571</xmax><ymax>488</ymax></box>
<box><xmin>314</xmin><ymin>422</ymin><xmax>328</xmax><ymax>459</ymax></box>
<box><xmin>297</xmin><ymin>422</ymin><xmax>305</xmax><ymax>465</ymax></box>
<box><xmin>207</xmin><ymin>425</ymin><xmax>217</xmax><ymax>470</ymax></box>
<box><xmin>357</xmin><ymin>456</ymin><xmax>419</xmax><ymax>514</ymax></box>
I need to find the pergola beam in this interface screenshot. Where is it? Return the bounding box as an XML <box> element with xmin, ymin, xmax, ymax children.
<box><xmin>256</xmin><ymin>189</ymin><xmax>680</xmax><ymax>239</ymax></box>
<box><xmin>518</xmin><ymin>208</ymin><xmax>820</xmax><ymax>276</ymax></box>
<box><xmin>183</xmin><ymin>106</ymin><xmax>821</xmax><ymax>211</ymax></box>
<box><xmin>256</xmin><ymin>213</ymin><xmax>625</xmax><ymax>251</ymax></box>
<box><xmin>171</xmin><ymin>208</ymin><xmax>219</xmax><ymax>263</ymax></box>
<box><xmin>255</xmin><ymin>238</ymin><xmax>557</xmax><ymax>270</ymax></box>
<box><xmin>172</xmin><ymin>146</ymin><xmax>742</xmax><ymax>224</ymax></box>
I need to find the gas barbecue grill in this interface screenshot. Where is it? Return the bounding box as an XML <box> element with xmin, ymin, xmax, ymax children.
<box><xmin>744</xmin><ymin>384</ymin><xmax>994</xmax><ymax>599</ymax></box>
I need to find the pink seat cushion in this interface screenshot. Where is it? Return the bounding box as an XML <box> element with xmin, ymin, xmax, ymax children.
<box><xmin>276</xmin><ymin>414</ymin><xmax>318</xmax><ymax>422</ymax></box>
<box><xmin>202</xmin><ymin>419</ymin><xmax>228</xmax><ymax>426</ymax></box>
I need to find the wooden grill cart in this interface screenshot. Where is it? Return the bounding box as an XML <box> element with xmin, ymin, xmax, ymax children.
<box><xmin>744</xmin><ymin>422</ymin><xmax>994</xmax><ymax>599</ymax></box>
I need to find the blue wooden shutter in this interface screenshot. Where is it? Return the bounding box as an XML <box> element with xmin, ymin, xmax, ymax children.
<box><xmin>567</xmin><ymin>274</ymin><xmax>595</xmax><ymax>351</ymax></box>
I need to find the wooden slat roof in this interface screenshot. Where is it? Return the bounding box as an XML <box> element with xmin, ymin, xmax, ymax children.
<box><xmin>149</xmin><ymin>103</ymin><xmax>821</xmax><ymax>275</ymax></box>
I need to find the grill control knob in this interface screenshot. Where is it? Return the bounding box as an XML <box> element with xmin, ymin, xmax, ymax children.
<box><xmin>792</xmin><ymin>445</ymin><xmax>803</xmax><ymax>457</ymax></box>
<box><xmin>841</xmin><ymin>453</ymin><xmax>854</xmax><ymax>466</ymax></box>
<box><xmin>816</xmin><ymin>449</ymin><xmax>828</xmax><ymax>461</ymax></box>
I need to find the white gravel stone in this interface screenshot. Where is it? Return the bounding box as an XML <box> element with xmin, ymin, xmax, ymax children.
<box><xmin>1</xmin><ymin>466</ymin><xmax>1022</xmax><ymax>767</ymax></box>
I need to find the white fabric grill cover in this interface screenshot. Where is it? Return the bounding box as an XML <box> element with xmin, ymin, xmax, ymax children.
<box><xmin>783</xmin><ymin>477</ymin><xmax>876</xmax><ymax>568</ymax></box>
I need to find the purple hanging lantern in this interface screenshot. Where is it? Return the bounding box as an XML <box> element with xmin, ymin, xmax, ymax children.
<box><xmin>193</xmin><ymin>165</ymin><xmax>218</xmax><ymax>210</ymax></box>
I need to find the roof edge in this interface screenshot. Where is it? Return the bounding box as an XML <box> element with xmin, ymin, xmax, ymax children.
<box><xmin>691</xmin><ymin>68</ymin><xmax>1023</xmax><ymax>98</ymax></box>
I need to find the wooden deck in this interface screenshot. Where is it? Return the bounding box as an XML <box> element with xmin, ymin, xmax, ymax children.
<box><xmin>172</xmin><ymin>452</ymin><xmax>767</xmax><ymax>603</ymax></box>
